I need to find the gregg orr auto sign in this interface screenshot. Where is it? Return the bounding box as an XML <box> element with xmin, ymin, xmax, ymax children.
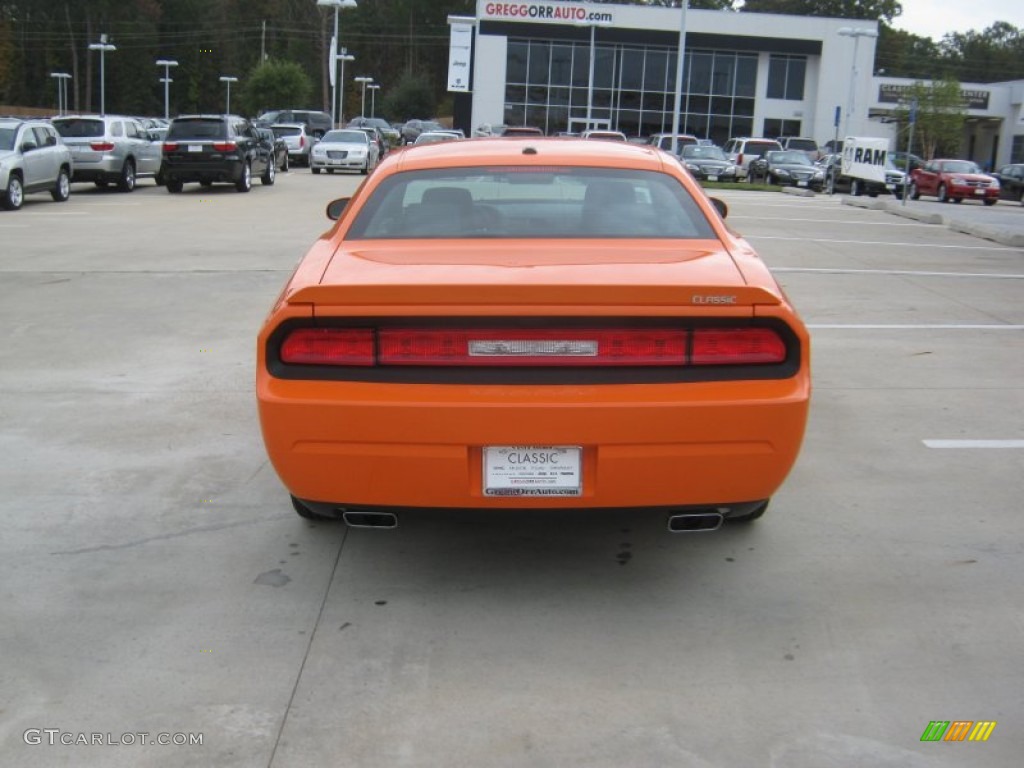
<box><xmin>482</xmin><ymin>3</ymin><xmax>614</xmax><ymax>23</ymax></box>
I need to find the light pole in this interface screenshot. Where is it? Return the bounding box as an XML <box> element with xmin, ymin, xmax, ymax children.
<box><xmin>837</xmin><ymin>27</ymin><xmax>879</xmax><ymax>138</ymax></box>
<box><xmin>50</xmin><ymin>72</ymin><xmax>71</xmax><ymax>116</ymax></box>
<box><xmin>368</xmin><ymin>84</ymin><xmax>380</xmax><ymax>118</ymax></box>
<box><xmin>669</xmin><ymin>1</ymin><xmax>689</xmax><ymax>155</ymax></box>
<box><xmin>337</xmin><ymin>52</ymin><xmax>354</xmax><ymax>125</ymax></box>
<box><xmin>317</xmin><ymin>0</ymin><xmax>358</xmax><ymax>128</ymax></box>
<box><xmin>156</xmin><ymin>59</ymin><xmax>178</xmax><ymax>121</ymax></box>
<box><xmin>219</xmin><ymin>76</ymin><xmax>238</xmax><ymax>114</ymax></box>
<box><xmin>88</xmin><ymin>36</ymin><xmax>116</xmax><ymax>116</ymax></box>
<box><xmin>354</xmin><ymin>76</ymin><xmax>373</xmax><ymax>118</ymax></box>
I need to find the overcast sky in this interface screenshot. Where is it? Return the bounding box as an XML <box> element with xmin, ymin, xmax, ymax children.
<box><xmin>889</xmin><ymin>0</ymin><xmax>1022</xmax><ymax>40</ymax></box>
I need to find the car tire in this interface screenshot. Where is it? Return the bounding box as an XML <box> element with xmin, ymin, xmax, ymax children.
<box><xmin>983</xmin><ymin>198</ymin><xmax>997</xmax><ymax>206</ymax></box>
<box><xmin>166</xmin><ymin>179</ymin><xmax>184</xmax><ymax>193</ymax></box>
<box><xmin>281</xmin><ymin>153</ymin><xmax>289</xmax><ymax>172</ymax></box>
<box><xmin>326</xmin><ymin>169</ymin><xmax>334</xmax><ymax>175</ymax></box>
<box><xmin>117</xmin><ymin>159</ymin><xmax>136</xmax><ymax>192</ymax></box>
<box><xmin>261</xmin><ymin>157</ymin><xmax>276</xmax><ymax>186</ymax></box>
<box><xmin>937</xmin><ymin>183</ymin><xmax>949</xmax><ymax>203</ymax></box>
<box><xmin>235</xmin><ymin>160</ymin><xmax>252</xmax><ymax>193</ymax></box>
<box><xmin>728</xmin><ymin>500</ymin><xmax>769</xmax><ymax>523</ymax></box>
<box><xmin>952</xmin><ymin>197</ymin><xmax>962</xmax><ymax>204</ymax></box>
<box><xmin>2</xmin><ymin>172</ymin><xmax>24</xmax><ymax>210</ymax></box>
<box><xmin>1019</xmin><ymin>190</ymin><xmax>1024</xmax><ymax>205</ymax></box>
<box><xmin>291</xmin><ymin>495</ymin><xmax>335</xmax><ymax>521</ymax></box>
<box><xmin>909</xmin><ymin>181</ymin><xmax>921</xmax><ymax>200</ymax></box>
<box><xmin>361</xmin><ymin>160</ymin><xmax>369</xmax><ymax>175</ymax></box>
<box><xmin>311</xmin><ymin>167</ymin><xmax>321</xmax><ymax>175</ymax></box>
<box><xmin>850</xmin><ymin>178</ymin><xmax>863</xmax><ymax>196</ymax></box>
<box><xmin>51</xmin><ymin>166</ymin><xmax>71</xmax><ymax>202</ymax></box>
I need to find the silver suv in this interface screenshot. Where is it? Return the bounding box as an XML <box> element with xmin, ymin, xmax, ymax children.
<box><xmin>0</xmin><ymin>118</ymin><xmax>73</xmax><ymax>211</ymax></box>
<box><xmin>52</xmin><ymin>115</ymin><xmax>162</xmax><ymax>191</ymax></box>
<box><xmin>722</xmin><ymin>137</ymin><xmax>784</xmax><ymax>180</ymax></box>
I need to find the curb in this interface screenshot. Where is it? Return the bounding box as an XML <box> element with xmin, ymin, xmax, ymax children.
<box><xmin>780</xmin><ymin>187</ymin><xmax>816</xmax><ymax>198</ymax></box>
<box><xmin>838</xmin><ymin>195</ymin><xmax>1022</xmax><ymax>247</ymax></box>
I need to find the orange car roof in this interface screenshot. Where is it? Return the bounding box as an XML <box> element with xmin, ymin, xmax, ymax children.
<box><xmin>388</xmin><ymin>137</ymin><xmax>669</xmax><ymax>173</ymax></box>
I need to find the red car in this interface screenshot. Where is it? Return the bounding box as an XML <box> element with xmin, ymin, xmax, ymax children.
<box><xmin>909</xmin><ymin>159</ymin><xmax>1000</xmax><ymax>205</ymax></box>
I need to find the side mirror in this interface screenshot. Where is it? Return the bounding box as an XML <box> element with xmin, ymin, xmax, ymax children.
<box><xmin>326</xmin><ymin>197</ymin><xmax>351</xmax><ymax>220</ymax></box>
<box><xmin>20</xmin><ymin>140</ymin><xmax>39</xmax><ymax>153</ymax></box>
<box><xmin>709</xmin><ymin>197</ymin><xmax>728</xmax><ymax>219</ymax></box>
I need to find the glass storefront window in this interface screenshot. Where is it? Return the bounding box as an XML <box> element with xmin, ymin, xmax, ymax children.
<box><xmin>503</xmin><ymin>38</ymin><xmax>795</xmax><ymax>139</ymax></box>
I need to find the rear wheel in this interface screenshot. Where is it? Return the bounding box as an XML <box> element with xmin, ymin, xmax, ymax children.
<box><xmin>728</xmin><ymin>500</ymin><xmax>769</xmax><ymax>523</ymax></box>
<box><xmin>261</xmin><ymin>157</ymin><xmax>276</xmax><ymax>186</ymax></box>
<box><xmin>311</xmin><ymin>167</ymin><xmax>321</xmax><ymax>175</ymax></box>
<box><xmin>166</xmin><ymin>179</ymin><xmax>183</xmax><ymax>193</ymax></box>
<box><xmin>982</xmin><ymin>198</ymin><xmax>996</xmax><ymax>206</ymax></box>
<box><xmin>117</xmin><ymin>159</ymin><xmax>136</xmax><ymax>192</ymax></box>
<box><xmin>2</xmin><ymin>172</ymin><xmax>24</xmax><ymax>210</ymax></box>
<box><xmin>51</xmin><ymin>167</ymin><xmax>71</xmax><ymax>202</ymax></box>
<box><xmin>850</xmin><ymin>178</ymin><xmax>862</xmax><ymax>196</ymax></box>
<box><xmin>235</xmin><ymin>160</ymin><xmax>252</xmax><ymax>193</ymax></box>
<box><xmin>291</xmin><ymin>495</ymin><xmax>335</xmax><ymax>521</ymax></box>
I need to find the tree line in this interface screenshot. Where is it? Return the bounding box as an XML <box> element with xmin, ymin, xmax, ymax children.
<box><xmin>1</xmin><ymin>1</ymin><xmax>1020</xmax><ymax>120</ymax></box>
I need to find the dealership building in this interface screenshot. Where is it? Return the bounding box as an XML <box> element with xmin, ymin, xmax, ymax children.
<box><xmin>448</xmin><ymin>1</ymin><xmax>1024</xmax><ymax>168</ymax></box>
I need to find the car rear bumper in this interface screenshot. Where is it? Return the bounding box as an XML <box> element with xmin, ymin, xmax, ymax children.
<box><xmin>162</xmin><ymin>159</ymin><xmax>244</xmax><ymax>183</ymax></box>
<box><xmin>310</xmin><ymin>155</ymin><xmax>366</xmax><ymax>170</ymax></box>
<box><xmin>257</xmin><ymin>376</ymin><xmax>810</xmax><ymax>510</ymax></box>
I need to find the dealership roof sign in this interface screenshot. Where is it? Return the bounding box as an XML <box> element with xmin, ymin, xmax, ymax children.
<box><xmin>480</xmin><ymin>2</ymin><xmax>615</xmax><ymax>25</ymax></box>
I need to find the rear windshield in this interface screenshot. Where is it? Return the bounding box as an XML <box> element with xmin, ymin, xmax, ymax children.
<box><xmin>272</xmin><ymin>126</ymin><xmax>303</xmax><ymax>138</ymax></box>
<box><xmin>784</xmin><ymin>139</ymin><xmax>818</xmax><ymax>151</ymax></box>
<box><xmin>744</xmin><ymin>141</ymin><xmax>783</xmax><ymax>156</ymax></box>
<box><xmin>166</xmin><ymin>119</ymin><xmax>225</xmax><ymax>140</ymax></box>
<box><xmin>346</xmin><ymin>167</ymin><xmax>716</xmax><ymax>240</ymax></box>
<box><xmin>53</xmin><ymin>119</ymin><xmax>104</xmax><ymax>138</ymax></box>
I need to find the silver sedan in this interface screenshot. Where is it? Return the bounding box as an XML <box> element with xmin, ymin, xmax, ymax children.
<box><xmin>309</xmin><ymin>130</ymin><xmax>379</xmax><ymax>175</ymax></box>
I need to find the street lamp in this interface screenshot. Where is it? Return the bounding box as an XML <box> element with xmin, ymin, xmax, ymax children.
<box><xmin>156</xmin><ymin>59</ymin><xmax>178</xmax><ymax>121</ymax></box>
<box><xmin>317</xmin><ymin>0</ymin><xmax>358</xmax><ymax>128</ymax></box>
<box><xmin>337</xmin><ymin>52</ymin><xmax>354</xmax><ymax>125</ymax></box>
<box><xmin>669</xmin><ymin>1</ymin><xmax>689</xmax><ymax>155</ymax></box>
<box><xmin>88</xmin><ymin>35</ymin><xmax>116</xmax><ymax>116</ymax></box>
<box><xmin>219</xmin><ymin>76</ymin><xmax>238</xmax><ymax>114</ymax></box>
<box><xmin>354</xmin><ymin>76</ymin><xmax>373</xmax><ymax>118</ymax></box>
<box><xmin>837</xmin><ymin>27</ymin><xmax>879</xmax><ymax>138</ymax></box>
<box><xmin>367</xmin><ymin>84</ymin><xmax>380</xmax><ymax>118</ymax></box>
<box><xmin>50</xmin><ymin>72</ymin><xmax>71</xmax><ymax>116</ymax></box>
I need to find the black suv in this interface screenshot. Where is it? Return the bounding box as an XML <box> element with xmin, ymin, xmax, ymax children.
<box><xmin>161</xmin><ymin>115</ymin><xmax>275</xmax><ymax>193</ymax></box>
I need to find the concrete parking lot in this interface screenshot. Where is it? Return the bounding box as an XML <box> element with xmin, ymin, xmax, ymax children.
<box><xmin>1</xmin><ymin>174</ymin><xmax>1021</xmax><ymax>767</ymax></box>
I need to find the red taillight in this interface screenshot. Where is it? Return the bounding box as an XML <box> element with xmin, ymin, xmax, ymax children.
<box><xmin>737</xmin><ymin>153</ymin><xmax>744</xmax><ymax>166</ymax></box>
<box><xmin>212</xmin><ymin>141</ymin><xmax>237</xmax><ymax>152</ymax></box>
<box><xmin>162</xmin><ymin>142</ymin><xmax>178</xmax><ymax>152</ymax></box>
<box><xmin>280</xmin><ymin>328</ymin><xmax>374</xmax><ymax>366</ymax></box>
<box><xmin>378</xmin><ymin>329</ymin><xmax>687</xmax><ymax>367</ymax></box>
<box><xmin>278</xmin><ymin>326</ymin><xmax>788</xmax><ymax>368</ymax></box>
<box><xmin>691</xmin><ymin>328</ymin><xmax>786</xmax><ymax>365</ymax></box>
<box><xmin>299</xmin><ymin>136</ymin><xmax>305</xmax><ymax>149</ymax></box>
<box><xmin>90</xmin><ymin>141</ymin><xmax>115</xmax><ymax>152</ymax></box>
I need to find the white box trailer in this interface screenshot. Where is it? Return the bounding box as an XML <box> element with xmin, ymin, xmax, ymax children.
<box><xmin>828</xmin><ymin>136</ymin><xmax>906</xmax><ymax>197</ymax></box>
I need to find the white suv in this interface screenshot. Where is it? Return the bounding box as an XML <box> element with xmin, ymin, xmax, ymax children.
<box><xmin>723</xmin><ymin>137</ymin><xmax>783</xmax><ymax>180</ymax></box>
<box><xmin>0</xmin><ymin>118</ymin><xmax>73</xmax><ymax>211</ymax></box>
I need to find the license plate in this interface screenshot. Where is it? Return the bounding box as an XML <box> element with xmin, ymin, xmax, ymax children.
<box><xmin>797</xmin><ymin>181</ymin><xmax>808</xmax><ymax>187</ymax></box>
<box><xmin>708</xmin><ymin>175</ymin><xmax>719</xmax><ymax>182</ymax></box>
<box><xmin>187</xmin><ymin>144</ymin><xmax>202</xmax><ymax>153</ymax></box>
<box><xmin>483</xmin><ymin>446</ymin><xmax>581</xmax><ymax>497</ymax></box>
<box><xmin>974</xmin><ymin>188</ymin><xmax>984</xmax><ymax>195</ymax></box>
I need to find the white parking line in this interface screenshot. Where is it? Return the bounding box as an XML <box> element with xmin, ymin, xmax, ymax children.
<box><xmin>751</xmin><ymin>235</ymin><xmax>1018</xmax><ymax>251</ymax></box>
<box><xmin>924</xmin><ymin>440</ymin><xmax>1024</xmax><ymax>449</ymax></box>
<box><xmin>734</xmin><ymin>216</ymin><xmax>932</xmax><ymax>227</ymax></box>
<box><xmin>774</xmin><ymin>267</ymin><xmax>1024</xmax><ymax>280</ymax></box>
<box><xmin>807</xmin><ymin>324</ymin><xmax>1024</xmax><ymax>330</ymax></box>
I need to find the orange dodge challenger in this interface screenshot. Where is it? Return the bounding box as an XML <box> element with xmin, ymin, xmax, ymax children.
<box><xmin>257</xmin><ymin>139</ymin><xmax>810</xmax><ymax>532</ymax></box>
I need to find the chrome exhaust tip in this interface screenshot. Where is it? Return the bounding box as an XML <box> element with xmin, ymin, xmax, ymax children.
<box><xmin>667</xmin><ymin>511</ymin><xmax>724</xmax><ymax>533</ymax></box>
<box><xmin>342</xmin><ymin>511</ymin><xmax>398</xmax><ymax>529</ymax></box>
